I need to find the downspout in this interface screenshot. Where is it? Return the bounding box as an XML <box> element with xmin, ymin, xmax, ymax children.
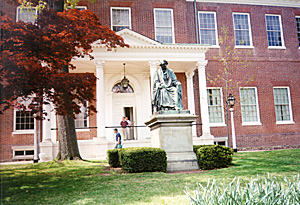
<box><xmin>194</xmin><ymin>0</ymin><xmax>199</xmax><ymax>44</ymax></box>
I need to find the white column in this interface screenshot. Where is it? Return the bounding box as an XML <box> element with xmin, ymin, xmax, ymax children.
<box><xmin>148</xmin><ymin>60</ymin><xmax>160</xmax><ymax>98</ymax></box>
<box><xmin>230</xmin><ymin>108</ymin><xmax>237</xmax><ymax>152</ymax></box>
<box><xmin>185</xmin><ymin>71</ymin><xmax>197</xmax><ymax>137</ymax></box>
<box><xmin>95</xmin><ymin>60</ymin><xmax>106</xmax><ymax>140</ymax></box>
<box><xmin>197</xmin><ymin>60</ymin><xmax>214</xmax><ymax>144</ymax></box>
<box><xmin>42</xmin><ymin>103</ymin><xmax>52</xmax><ymax>142</ymax></box>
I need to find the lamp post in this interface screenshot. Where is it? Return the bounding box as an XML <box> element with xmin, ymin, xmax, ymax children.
<box><xmin>227</xmin><ymin>93</ymin><xmax>237</xmax><ymax>152</ymax></box>
<box><xmin>33</xmin><ymin>113</ymin><xmax>39</xmax><ymax>163</ymax></box>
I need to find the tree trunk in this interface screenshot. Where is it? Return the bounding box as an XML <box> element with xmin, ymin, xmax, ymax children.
<box><xmin>56</xmin><ymin>114</ymin><xmax>82</xmax><ymax>160</ymax></box>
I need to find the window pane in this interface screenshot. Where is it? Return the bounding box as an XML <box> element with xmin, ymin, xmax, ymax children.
<box><xmin>155</xmin><ymin>9</ymin><xmax>174</xmax><ymax>43</ymax></box>
<box><xmin>240</xmin><ymin>88</ymin><xmax>258</xmax><ymax>123</ymax></box>
<box><xmin>15</xmin><ymin>111</ymin><xmax>34</xmax><ymax>130</ymax></box>
<box><xmin>207</xmin><ymin>88</ymin><xmax>223</xmax><ymax>123</ymax></box>
<box><xmin>273</xmin><ymin>88</ymin><xmax>291</xmax><ymax>121</ymax></box>
<box><xmin>233</xmin><ymin>14</ymin><xmax>251</xmax><ymax>46</ymax></box>
<box><xmin>199</xmin><ymin>12</ymin><xmax>217</xmax><ymax>45</ymax></box>
<box><xmin>265</xmin><ymin>15</ymin><xmax>283</xmax><ymax>47</ymax></box>
<box><xmin>111</xmin><ymin>8</ymin><xmax>130</xmax><ymax>32</ymax></box>
<box><xmin>75</xmin><ymin>101</ymin><xmax>88</xmax><ymax>129</ymax></box>
<box><xmin>17</xmin><ymin>7</ymin><xmax>36</xmax><ymax>23</ymax></box>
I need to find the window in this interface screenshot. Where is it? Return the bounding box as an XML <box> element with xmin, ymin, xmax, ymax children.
<box><xmin>273</xmin><ymin>87</ymin><xmax>293</xmax><ymax>123</ymax></box>
<box><xmin>240</xmin><ymin>87</ymin><xmax>261</xmax><ymax>125</ymax></box>
<box><xmin>296</xmin><ymin>16</ymin><xmax>300</xmax><ymax>47</ymax></box>
<box><xmin>111</xmin><ymin>7</ymin><xmax>131</xmax><ymax>32</ymax></box>
<box><xmin>154</xmin><ymin>8</ymin><xmax>175</xmax><ymax>44</ymax></box>
<box><xmin>75</xmin><ymin>101</ymin><xmax>88</xmax><ymax>129</ymax></box>
<box><xmin>233</xmin><ymin>13</ymin><xmax>252</xmax><ymax>47</ymax></box>
<box><xmin>198</xmin><ymin>12</ymin><xmax>218</xmax><ymax>46</ymax></box>
<box><xmin>14</xmin><ymin>150</ymin><xmax>34</xmax><ymax>156</ymax></box>
<box><xmin>207</xmin><ymin>88</ymin><xmax>224</xmax><ymax>125</ymax></box>
<box><xmin>112</xmin><ymin>83</ymin><xmax>134</xmax><ymax>93</ymax></box>
<box><xmin>265</xmin><ymin>15</ymin><xmax>285</xmax><ymax>48</ymax></box>
<box><xmin>15</xmin><ymin>111</ymin><xmax>34</xmax><ymax>130</ymax></box>
<box><xmin>16</xmin><ymin>7</ymin><xmax>37</xmax><ymax>23</ymax></box>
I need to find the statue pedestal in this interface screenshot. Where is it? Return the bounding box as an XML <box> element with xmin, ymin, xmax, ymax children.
<box><xmin>145</xmin><ymin>110</ymin><xmax>199</xmax><ymax>171</ymax></box>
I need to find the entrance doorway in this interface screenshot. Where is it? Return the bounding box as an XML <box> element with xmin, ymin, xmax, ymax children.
<box><xmin>124</xmin><ymin>107</ymin><xmax>135</xmax><ymax>140</ymax></box>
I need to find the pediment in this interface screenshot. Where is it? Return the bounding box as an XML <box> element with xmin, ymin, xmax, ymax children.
<box><xmin>116</xmin><ymin>29</ymin><xmax>161</xmax><ymax>46</ymax></box>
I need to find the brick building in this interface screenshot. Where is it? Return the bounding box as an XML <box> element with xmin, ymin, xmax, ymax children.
<box><xmin>1</xmin><ymin>0</ymin><xmax>300</xmax><ymax>161</ymax></box>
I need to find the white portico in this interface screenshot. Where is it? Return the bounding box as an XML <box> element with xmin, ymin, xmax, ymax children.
<box><xmin>40</xmin><ymin>29</ymin><xmax>214</xmax><ymax>160</ymax></box>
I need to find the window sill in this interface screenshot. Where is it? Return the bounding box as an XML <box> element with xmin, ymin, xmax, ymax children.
<box><xmin>12</xmin><ymin>155</ymin><xmax>34</xmax><ymax>160</ymax></box>
<box><xmin>235</xmin><ymin>46</ymin><xmax>254</xmax><ymax>49</ymax></box>
<box><xmin>12</xmin><ymin>130</ymin><xmax>34</xmax><ymax>135</ymax></box>
<box><xmin>209</xmin><ymin>45</ymin><xmax>220</xmax><ymax>48</ymax></box>
<box><xmin>242</xmin><ymin>122</ymin><xmax>262</xmax><ymax>126</ymax></box>
<box><xmin>268</xmin><ymin>46</ymin><xmax>286</xmax><ymax>50</ymax></box>
<box><xmin>209</xmin><ymin>123</ymin><xmax>226</xmax><ymax>127</ymax></box>
<box><xmin>75</xmin><ymin>129</ymin><xmax>90</xmax><ymax>132</ymax></box>
<box><xmin>276</xmin><ymin>121</ymin><xmax>295</xmax><ymax>125</ymax></box>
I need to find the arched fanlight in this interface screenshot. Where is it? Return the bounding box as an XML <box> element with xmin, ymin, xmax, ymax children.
<box><xmin>121</xmin><ymin>63</ymin><xmax>129</xmax><ymax>89</ymax></box>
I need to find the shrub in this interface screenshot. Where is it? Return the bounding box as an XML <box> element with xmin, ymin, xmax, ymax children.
<box><xmin>118</xmin><ymin>147</ymin><xmax>167</xmax><ymax>173</ymax></box>
<box><xmin>107</xmin><ymin>149</ymin><xmax>121</xmax><ymax>168</ymax></box>
<box><xmin>194</xmin><ymin>145</ymin><xmax>233</xmax><ymax>170</ymax></box>
<box><xmin>185</xmin><ymin>174</ymin><xmax>300</xmax><ymax>205</ymax></box>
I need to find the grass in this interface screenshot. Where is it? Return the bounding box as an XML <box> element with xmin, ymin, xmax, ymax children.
<box><xmin>1</xmin><ymin>149</ymin><xmax>300</xmax><ymax>204</ymax></box>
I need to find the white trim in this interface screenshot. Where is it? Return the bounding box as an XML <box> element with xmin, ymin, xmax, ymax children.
<box><xmin>198</xmin><ymin>11</ymin><xmax>219</xmax><ymax>46</ymax></box>
<box><xmin>13</xmin><ymin>109</ymin><xmax>35</xmax><ymax>133</ymax></box>
<box><xmin>186</xmin><ymin>0</ymin><xmax>300</xmax><ymax>8</ymax></box>
<box><xmin>207</xmin><ymin>87</ymin><xmax>225</xmax><ymax>126</ymax></box>
<box><xmin>273</xmin><ymin>86</ymin><xmax>294</xmax><ymax>124</ymax></box>
<box><xmin>12</xmin><ymin>130</ymin><xmax>34</xmax><ymax>135</ymax></box>
<box><xmin>239</xmin><ymin>87</ymin><xmax>262</xmax><ymax>125</ymax></box>
<box><xmin>75</xmin><ymin>101</ymin><xmax>89</xmax><ymax>130</ymax></box>
<box><xmin>232</xmin><ymin>12</ymin><xmax>253</xmax><ymax>47</ymax></box>
<box><xmin>265</xmin><ymin>14</ymin><xmax>285</xmax><ymax>48</ymax></box>
<box><xmin>295</xmin><ymin>16</ymin><xmax>300</xmax><ymax>49</ymax></box>
<box><xmin>110</xmin><ymin>7</ymin><xmax>132</xmax><ymax>32</ymax></box>
<box><xmin>66</xmin><ymin>6</ymin><xmax>87</xmax><ymax>10</ymax></box>
<box><xmin>16</xmin><ymin>6</ymin><xmax>37</xmax><ymax>23</ymax></box>
<box><xmin>154</xmin><ymin>8</ymin><xmax>175</xmax><ymax>44</ymax></box>
<box><xmin>213</xmin><ymin>137</ymin><xmax>228</xmax><ymax>146</ymax></box>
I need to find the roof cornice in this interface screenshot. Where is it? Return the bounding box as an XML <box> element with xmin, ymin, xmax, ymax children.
<box><xmin>92</xmin><ymin>44</ymin><xmax>210</xmax><ymax>51</ymax></box>
<box><xmin>186</xmin><ymin>0</ymin><xmax>300</xmax><ymax>8</ymax></box>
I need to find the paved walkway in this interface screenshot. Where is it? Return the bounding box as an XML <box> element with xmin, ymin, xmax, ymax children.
<box><xmin>0</xmin><ymin>161</ymin><xmax>34</xmax><ymax>165</ymax></box>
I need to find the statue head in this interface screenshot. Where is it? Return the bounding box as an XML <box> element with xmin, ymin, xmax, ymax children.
<box><xmin>160</xmin><ymin>60</ymin><xmax>168</xmax><ymax>70</ymax></box>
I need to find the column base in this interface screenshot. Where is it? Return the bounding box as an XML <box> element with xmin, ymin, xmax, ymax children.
<box><xmin>167</xmin><ymin>152</ymin><xmax>199</xmax><ymax>171</ymax></box>
<box><xmin>40</xmin><ymin>141</ymin><xmax>55</xmax><ymax>161</ymax></box>
<box><xmin>199</xmin><ymin>133</ymin><xmax>214</xmax><ymax>145</ymax></box>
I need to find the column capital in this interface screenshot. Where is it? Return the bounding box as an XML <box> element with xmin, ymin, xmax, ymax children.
<box><xmin>185</xmin><ymin>71</ymin><xmax>195</xmax><ymax>79</ymax></box>
<box><xmin>148</xmin><ymin>60</ymin><xmax>160</xmax><ymax>68</ymax></box>
<box><xmin>196</xmin><ymin>60</ymin><xmax>208</xmax><ymax>70</ymax></box>
<box><xmin>94</xmin><ymin>60</ymin><xmax>105</xmax><ymax>69</ymax></box>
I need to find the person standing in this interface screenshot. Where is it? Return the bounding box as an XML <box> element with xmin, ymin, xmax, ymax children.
<box><xmin>120</xmin><ymin>117</ymin><xmax>128</xmax><ymax>140</ymax></box>
<box><xmin>114</xmin><ymin>128</ymin><xmax>122</xmax><ymax>148</ymax></box>
<box><xmin>125</xmin><ymin>117</ymin><xmax>132</xmax><ymax>140</ymax></box>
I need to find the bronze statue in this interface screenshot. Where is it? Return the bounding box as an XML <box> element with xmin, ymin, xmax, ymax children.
<box><xmin>152</xmin><ymin>60</ymin><xmax>183</xmax><ymax>112</ymax></box>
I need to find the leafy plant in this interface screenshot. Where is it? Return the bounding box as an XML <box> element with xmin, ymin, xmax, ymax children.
<box><xmin>107</xmin><ymin>149</ymin><xmax>121</xmax><ymax>168</ymax></box>
<box><xmin>186</xmin><ymin>174</ymin><xmax>300</xmax><ymax>205</ymax></box>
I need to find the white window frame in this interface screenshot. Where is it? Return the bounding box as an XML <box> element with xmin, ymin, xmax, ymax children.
<box><xmin>207</xmin><ymin>87</ymin><xmax>226</xmax><ymax>127</ymax></box>
<box><xmin>110</xmin><ymin>7</ymin><xmax>132</xmax><ymax>32</ymax></box>
<box><xmin>265</xmin><ymin>14</ymin><xmax>286</xmax><ymax>49</ymax></box>
<box><xmin>198</xmin><ymin>11</ymin><xmax>219</xmax><ymax>47</ymax></box>
<box><xmin>296</xmin><ymin>16</ymin><xmax>300</xmax><ymax>49</ymax></box>
<box><xmin>232</xmin><ymin>12</ymin><xmax>253</xmax><ymax>48</ymax></box>
<box><xmin>75</xmin><ymin>101</ymin><xmax>89</xmax><ymax>132</ymax></box>
<box><xmin>66</xmin><ymin>6</ymin><xmax>87</xmax><ymax>10</ymax></box>
<box><xmin>13</xmin><ymin>109</ymin><xmax>35</xmax><ymax>134</ymax></box>
<box><xmin>154</xmin><ymin>8</ymin><xmax>175</xmax><ymax>44</ymax></box>
<box><xmin>239</xmin><ymin>87</ymin><xmax>261</xmax><ymax>126</ymax></box>
<box><xmin>16</xmin><ymin>6</ymin><xmax>37</xmax><ymax>23</ymax></box>
<box><xmin>273</xmin><ymin>86</ymin><xmax>294</xmax><ymax>125</ymax></box>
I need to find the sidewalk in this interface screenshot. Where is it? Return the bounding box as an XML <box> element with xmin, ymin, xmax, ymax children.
<box><xmin>0</xmin><ymin>161</ymin><xmax>34</xmax><ymax>165</ymax></box>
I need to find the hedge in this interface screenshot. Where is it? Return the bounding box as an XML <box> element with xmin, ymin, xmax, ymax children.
<box><xmin>118</xmin><ymin>147</ymin><xmax>167</xmax><ymax>173</ymax></box>
<box><xmin>193</xmin><ymin>145</ymin><xmax>233</xmax><ymax>170</ymax></box>
<box><xmin>107</xmin><ymin>149</ymin><xmax>121</xmax><ymax>168</ymax></box>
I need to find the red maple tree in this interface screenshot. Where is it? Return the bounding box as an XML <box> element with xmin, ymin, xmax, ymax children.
<box><xmin>1</xmin><ymin>8</ymin><xmax>128</xmax><ymax>160</ymax></box>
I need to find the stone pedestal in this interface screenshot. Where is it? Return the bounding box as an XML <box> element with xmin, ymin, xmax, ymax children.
<box><xmin>145</xmin><ymin>110</ymin><xmax>199</xmax><ymax>171</ymax></box>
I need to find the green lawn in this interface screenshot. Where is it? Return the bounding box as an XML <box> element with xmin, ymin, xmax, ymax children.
<box><xmin>1</xmin><ymin>149</ymin><xmax>300</xmax><ymax>204</ymax></box>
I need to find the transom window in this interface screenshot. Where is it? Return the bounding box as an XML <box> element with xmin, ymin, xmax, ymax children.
<box><xmin>16</xmin><ymin>7</ymin><xmax>37</xmax><ymax>23</ymax></box>
<box><xmin>240</xmin><ymin>87</ymin><xmax>260</xmax><ymax>124</ymax></box>
<box><xmin>15</xmin><ymin>111</ymin><xmax>34</xmax><ymax>130</ymax></box>
<box><xmin>273</xmin><ymin>87</ymin><xmax>293</xmax><ymax>123</ymax></box>
<box><xmin>265</xmin><ymin>15</ymin><xmax>285</xmax><ymax>48</ymax></box>
<box><xmin>111</xmin><ymin>7</ymin><xmax>131</xmax><ymax>32</ymax></box>
<box><xmin>296</xmin><ymin>16</ymin><xmax>300</xmax><ymax>47</ymax></box>
<box><xmin>154</xmin><ymin>8</ymin><xmax>175</xmax><ymax>44</ymax></box>
<box><xmin>112</xmin><ymin>83</ymin><xmax>134</xmax><ymax>93</ymax></box>
<box><xmin>198</xmin><ymin>12</ymin><xmax>218</xmax><ymax>46</ymax></box>
<box><xmin>207</xmin><ymin>88</ymin><xmax>224</xmax><ymax>124</ymax></box>
<box><xmin>233</xmin><ymin>13</ymin><xmax>252</xmax><ymax>47</ymax></box>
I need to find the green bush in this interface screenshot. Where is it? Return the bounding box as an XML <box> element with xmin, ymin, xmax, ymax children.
<box><xmin>186</xmin><ymin>174</ymin><xmax>300</xmax><ymax>205</ymax></box>
<box><xmin>118</xmin><ymin>147</ymin><xmax>167</xmax><ymax>173</ymax></box>
<box><xmin>107</xmin><ymin>149</ymin><xmax>121</xmax><ymax>168</ymax></box>
<box><xmin>194</xmin><ymin>145</ymin><xmax>233</xmax><ymax>170</ymax></box>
